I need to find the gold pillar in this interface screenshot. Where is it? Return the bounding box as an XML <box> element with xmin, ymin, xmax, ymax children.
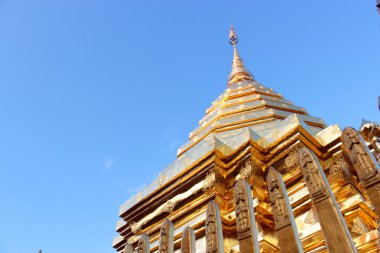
<box><xmin>298</xmin><ymin>147</ymin><xmax>357</xmax><ymax>253</ymax></box>
<box><xmin>342</xmin><ymin>127</ymin><xmax>380</xmax><ymax>216</ymax></box>
<box><xmin>206</xmin><ymin>200</ymin><xmax>224</xmax><ymax>253</ymax></box>
<box><xmin>181</xmin><ymin>226</ymin><xmax>196</xmax><ymax>253</ymax></box>
<box><xmin>159</xmin><ymin>219</ymin><xmax>174</xmax><ymax>253</ymax></box>
<box><xmin>136</xmin><ymin>234</ymin><xmax>150</xmax><ymax>253</ymax></box>
<box><xmin>266</xmin><ymin>167</ymin><xmax>303</xmax><ymax>253</ymax></box>
<box><xmin>234</xmin><ymin>179</ymin><xmax>260</xmax><ymax>253</ymax></box>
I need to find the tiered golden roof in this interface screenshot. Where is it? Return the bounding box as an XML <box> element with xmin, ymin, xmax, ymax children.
<box><xmin>113</xmin><ymin>27</ymin><xmax>380</xmax><ymax>253</ymax></box>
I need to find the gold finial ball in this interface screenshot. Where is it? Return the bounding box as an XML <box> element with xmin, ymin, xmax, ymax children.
<box><xmin>229</xmin><ymin>25</ymin><xmax>238</xmax><ymax>45</ymax></box>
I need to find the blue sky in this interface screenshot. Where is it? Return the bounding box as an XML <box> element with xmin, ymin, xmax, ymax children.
<box><xmin>0</xmin><ymin>1</ymin><xmax>379</xmax><ymax>253</ymax></box>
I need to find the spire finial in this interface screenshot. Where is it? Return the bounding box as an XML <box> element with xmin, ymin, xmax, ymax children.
<box><xmin>227</xmin><ymin>25</ymin><xmax>255</xmax><ymax>86</ymax></box>
<box><xmin>229</xmin><ymin>25</ymin><xmax>238</xmax><ymax>45</ymax></box>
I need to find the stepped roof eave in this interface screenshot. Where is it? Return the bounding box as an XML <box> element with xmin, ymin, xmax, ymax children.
<box><xmin>118</xmin><ymin>114</ymin><xmax>337</xmax><ymax>216</ymax></box>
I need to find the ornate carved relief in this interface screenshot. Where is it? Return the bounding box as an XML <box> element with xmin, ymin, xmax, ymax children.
<box><xmin>267</xmin><ymin>168</ymin><xmax>288</xmax><ymax>230</ymax></box>
<box><xmin>234</xmin><ymin>179</ymin><xmax>260</xmax><ymax>253</ymax></box>
<box><xmin>342</xmin><ymin>127</ymin><xmax>380</xmax><ymax>188</ymax></box>
<box><xmin>298</xmin><ymin>148</ymin><xmax>328</xmax><ymax>203</ymax></box>
<box><xmin>202</xmin><ymin>170</ymin><xmax>216</xmax><ymax>192</ymax></box>
<box><xmin>235</xmin><ymin>182</ymin><xmax>251</xmax><ymax>238</ymax></box>
<box><xmin>159</xmin><ymin>219</ymin><xmax>173</xmax><ymax>253</ymax></box>
<box><xmin>266</xmin><ymin>167</ymin><xmax>304</xmax><ymax>252</ymax></box>
<box><xmin>181</xmin><ymin>226</ymin><xmax>196</xmax><ymax>253</ymax></box>
<box><xmin>206</xmin><ymin>201</ymin><xmax>224</xmax><ymax>253</ymax></box>
<box><xmin>135</xmin><ymin>234</ymin><xmax>150</xmax><ymax>253</ymax></box>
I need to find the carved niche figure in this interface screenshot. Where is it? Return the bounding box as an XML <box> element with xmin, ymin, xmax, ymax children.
<box><xmin>235</xmin><ymin>186</ymin><xmax>250</xmax><ymax>235</ymax></box>
<box><xmin>135</xmin><ymin>234</ymin><xmax>149</xmax><ymax>253</ymax></box>
<box><xmin>159</xmin><ymin>219</ymin><xmax>173</xmax><ymax>253</ymax></box>
<box><xmin>159</xmin><ymin>226</ymin><xmax>168</xmax><ymax>253</ymax></box>
<box><xmin>205</xmin><ymin>201</ymin><xmax>224</xmax><ymax>253</ymax></box>
<box><xmin>299</xmin><ymin>148</ymin><xmax>327</xmax><ymax>202</ymax></box>
<box><xmin>343</xmin><ymin>128</ymin><xmax>378</xmax><ymax>184</ymax></box>
<box><xmin>267</xmin><ymin>168</ymin><xmax>287</xmax><ymax>227</ymax></box>
<box><xmin>206</xmin><ymin>211</ymin><xmax>216</xmax><ymax>253</ymax></box>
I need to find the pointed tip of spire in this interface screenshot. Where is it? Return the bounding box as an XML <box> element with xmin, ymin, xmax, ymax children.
<box><xmin>227</xmin><ymin>26</ymin><xmax>255</xmax><ymax>86</ymax></box>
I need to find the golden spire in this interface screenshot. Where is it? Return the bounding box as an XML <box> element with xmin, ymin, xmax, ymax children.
<box><xmin>228</xmin><ymin>25</ymin><xmax>255</xmax><ymax>86</ymax></box>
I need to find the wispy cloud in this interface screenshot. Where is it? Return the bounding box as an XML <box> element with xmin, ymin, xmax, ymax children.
<box><xmin>104</xmin><ymin>157</ymin><xmax>116</xmax><ymax>170</ymax></box>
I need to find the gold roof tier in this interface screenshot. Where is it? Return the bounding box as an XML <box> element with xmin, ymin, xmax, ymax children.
<box><xmin>117</xmin><ymin>28</ymin><xmax>328</xmax><ymax>217</ymax></box>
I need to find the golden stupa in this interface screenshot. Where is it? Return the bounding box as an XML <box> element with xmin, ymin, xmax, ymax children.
<box><xmin>112</xmin><ymin>26</ymin><xmax>380</xmax><ymax>253</ymax></box>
